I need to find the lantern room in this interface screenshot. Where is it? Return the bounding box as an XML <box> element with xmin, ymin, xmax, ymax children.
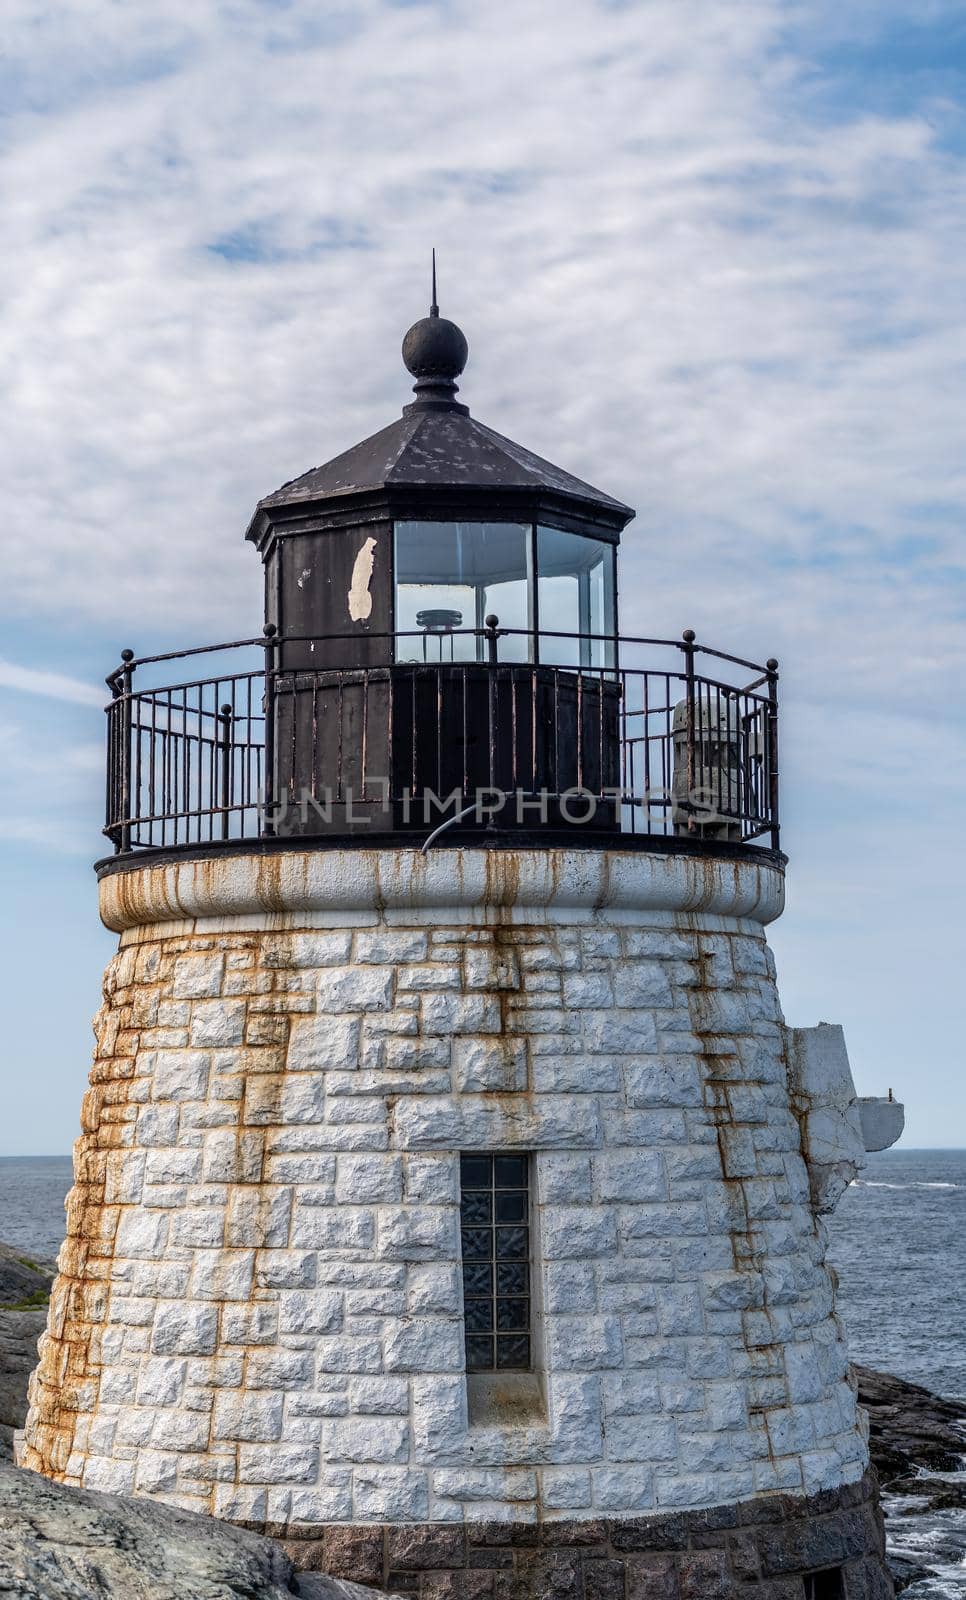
<box><xmin>244</xmin><ymin>287</ymin><xmax>632</xmax><ymax>835</ymax></box>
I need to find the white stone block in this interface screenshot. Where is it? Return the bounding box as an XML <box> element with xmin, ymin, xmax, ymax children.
<box><xmin>289</xmin><ymin>1477</ymin><xmax>354</xmax><ymax>1523</ymax></box>
<box><xmin>320</xmin><ymin>1417</ymin><xmax>410</xmax><ymax>1463</ymax></box>
<box><xmin>135</xmin><ymin>1358</ymin><xmax>186</xmax><ymax>1408</ymax></box>
<box><xmin>596</xmin><ymin>1149</ymin><xmax>666</xmax><ymax>1203</ymax></box>
<box><xmin>384</xmin><ymin>1319</ymin><xmax>463</xmax><ymax>1373</ymax></box>
<box><xmin>136</xmin><ymin>1105</ymin><xmax>181</xmax><ymax>1147</ymax></box>
<box><xmin>202</xmin><ymin>1129</ymin><xmax>264</xmax><ymax>1184</ymax></box>
<box><xmin>150</xmin><ymin>1408</ymin><xmax>211</xmax><ymax>1452</ymax></box>
<box><xmin>188</xmin><ymin>1249</ymin><xmax>255</xmax><ymax>1301</ymax></box>
<box><xmin>613</xmin><ymin>963</ymin><xmax>673</xmax><ymax>1008</ymax></box>
<box><xmin>172</xmin><ymin>954</ymin><xmax>225</xmax><ymax>999</ymax></box>
<box><xmin>135</xmin><ymin>1451</ymin><xmax>178</xmax><ymax>1492</ymax></box>
<box><xmin>562</xmin><ymin>972</ymin><xmax>613</xmax><ymax>1009</ymax></box>
<box><xmin>152</xmin><ymin>1051</ymin><xmax>210</xmax><ymax>1102</ymax></box>
<box><xmin>264</xmin><ymin>932</ymin><xmax>351</xmax><ymax>968</ymax></box>
<box><xmin>403</xmin><ymin>1154</ymin><xmax>458</xmax><ymax>1205</ymax></box>
<box><xmin>406</xmin><ymin>1264</ymin><xmax>462</xmax><ymax>1316</ymax></box>
<box><xmin>453</xmin><ymin>1037</ymin><xmax>527</xmax><ymax>1093</ymax></box>
<box><xmin>213</xmin><ymin>1392</ymin><xmax>284</xmax><ymax>1442</ymax></box>
<box><xmin>463</xmin><ymin>946</ymin><xmax>520</xmax><ymax>991</ymax></box>
<box><xmin>543</xmin><ymin>1261</ymin><xmax>597</xmax><ymax>1313</ymax></box>
<box><xmin>353</xmin><ymin>1467</ymin><xmax>429</xmax><ymax>1521</ymax></box>
<box><xmin>189</xmin><ymin>1000</ymin><xmax>246</xmax><ymax>1048</ymax></box>
<box><xmin>115</xmin><ymin>1210</ymin><xmax>169</xmax><ymax>1260</ymax></box>
<box><xmin>317</xmin><ymin>967</ymin><xmax>393</xmax><ymax>1013</ymax></box>
<box><xmin>278</xmin><ymin>1075</ymin><xmax>327</xmax><ymax>1125</ymax></box>
<box><xmin>591</xmin><ymin>1465</ymin><xmax>655</xmax><ymax>1511</ymax></box>
<box><xmin>288</xmin><ymin>1016</ymin><xmax>361</xmax><ymax>1071</ymax></box>
<box><xmin>144</xmin><ymin>1148</ymin><xmax>202</xmax><ymax>1186</ymax></box>
<box><xmin>151</xmin><ymin>1302</ymin><xmax>218</xmax><ymax>1357</ymax></box>
<box><xmin>335</xmin><ymin>1154</ymin><xmax>402</xmax><ymax>1204</ymax></box>
<box><xmin>539</xmin><ymin>1467</ymin><xmax>593</xmax><ymax>1510</ymax></box>
<box><xmin>355</xmin><ymin>930</ymin><xmax>428</xmax><ymax>964</ymax></box>
<box><xmin>547</xmin><ymin>1315</ymin><xmax>623</xmax><ymax>1370</ymax></box>
<box><xmin>542</xmin><ymin>1207</ymin><xmax>617</xmax><ymax>1260</ymax></box>
<box><xmin>225</xmin><ymin>1186</ymin><xmax>292</xmax><ymax>1248</ymax></box>
<box><xmin>532</xmin><ymin>1055</ymin><xmax>619</xmax><ymax>1094</ymax></box>
<box><xmin>222</xmin><ymin>1304</ymin><xmax>279</xmax><ymax>1345</ymax></box>
<box><xmin>238</xmin><ymin>1444</ymin><xmax>319</xmax><ymax>1483</ymax></box>
<box><xmin>247</xmin><ymin>1350</ymin><xmax>314</xmax><ymax>1389</ymax></box>
<box><xmin>377</xmin><ymin>1207</ymin><xmax>457</xmax><ymax>1262</ymax></box>
<box><xmin>83</xmin><ymin>1458</ymin><xmax>136</xmax><ymax>1495</ymax></box>
<box><xmin>420</xmin><ymin>992</ymin><xmax>501</xmax><ymax>1035</ymax></box>
<box><xmin>537</xmin><ymin>1153</ymin><xmax>593</xmax><ymax>1204</ymax></box>
<box><xmin>412</xmin><ymin>1374</ymin><xmax>466</xmax><ymax>1461</ymax></box>
<box><xmin>625</xmin><ymin>1058</ymin><xmax>703</xmax><ymax>1109</ymax></box>
<box><xmin>607</xmin><ymin>1416</ymin><xmax>677</xmax><ymax>1463</ymax></box>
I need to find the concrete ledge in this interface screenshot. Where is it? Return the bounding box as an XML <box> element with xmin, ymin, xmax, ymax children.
<box><xmin>98</xmin><ymin>847</ymin><xmax>785</xmax><ymax>934</ymax></box>
<box><xmin>859</xmin><ymin>1097</ymin><xmax>905</xmax><ymax>1153</ymax></box>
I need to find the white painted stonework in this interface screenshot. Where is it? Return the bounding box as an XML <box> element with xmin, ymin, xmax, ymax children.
<box><xmin>21</xmin><ymin>848</ymin><xmax>870</xmax><ymax>1527</ymax></box>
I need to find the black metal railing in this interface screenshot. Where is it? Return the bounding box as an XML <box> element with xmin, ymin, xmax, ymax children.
<box><xmin>103</xmin><ymin>626</ymin><xmax>779</xmax><ymax>856</ymax></box>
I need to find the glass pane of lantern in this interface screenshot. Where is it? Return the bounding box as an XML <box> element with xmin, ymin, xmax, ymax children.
<box><xmin>394</xmin><ymin>522</ymin><xmax>532</xmax><ymax>663</ymax></box>
<box><xmin>536</xmin><ymin>527</ymin><xmax>616</xmax><ymax>669</ymax></box>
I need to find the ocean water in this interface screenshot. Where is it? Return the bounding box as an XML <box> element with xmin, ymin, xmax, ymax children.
<box><xmin>0</xmin><ymin>1149</ymin><xmax>963</xmax><ymax>1594</ymax></box>
<box><xmin>0</xmin><ymin>1155</ymin><xmax>73</xmax><ymax>1262</ymax></box>
<box><xmin>827</xmin><ymin>1148</ymin><xmax>966</xmax><ymax>1402</ymax></box>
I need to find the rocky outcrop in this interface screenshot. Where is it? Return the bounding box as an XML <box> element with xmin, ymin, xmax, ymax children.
<box><xmin>857</xmin><ymin>1365</ymin><xmax>966</xmax><ymax>1595</ymax></box>
<box><xmin>858</xmin><ymin>1364</ymin><xmax>966</xmax><ymax>1492</ymax></box>
<box><xmin>0</xmin><ymin>1460</ymin><xmax>395</xmax><ymax>1600</ymax></box>
<box><xmin>0</xmin><ymin>1245</ymin><xmax>54</xmax><ymax>1461</ymax></box>
<box><xmin>0</xmin><ymin>1245</ymin><xmax>56</xmax><ymax>1311</ymax></box>
<box><xmin>0</xmin><ymin>1310</ymin><xmax>48</xmax><ymax>1461</ymax></box>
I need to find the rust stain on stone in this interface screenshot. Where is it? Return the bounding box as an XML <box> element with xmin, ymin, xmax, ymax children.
<box><xmin>20</xmin><ymin>953</ymin><xmax>140</xmax><ymax>1480</ymax></box>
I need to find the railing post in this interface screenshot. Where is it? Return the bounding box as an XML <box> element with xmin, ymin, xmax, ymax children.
<box><xmin>262</xmin><ymin>624</ymin><xmax>277</xmax><ymax>837</ymax></box>
<box><xmin>118</xmin><ymin>648</ymin><xmax>135</xmax><ymax>855</ymax></box>
<box><xmin>218</xmin><ymin>702</ymin><xmax>234</xmax><ymax>840</ymax></box>
<box><xmin>766</xmin><ymin>657</ymin><xmax>780</xmax><ymax>852</ymax></box>
<box><xmin>681</xmin><ymin>629</ymin><xmax>697</xmax><ymax>834</ymax></box>
<box><xmin>485</xmin><ymin>613</ymin><xmax>500</xmax><ymax>828</ymax></box>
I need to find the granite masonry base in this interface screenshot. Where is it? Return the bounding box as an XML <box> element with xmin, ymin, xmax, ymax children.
<box><xmin>277</xmin><ymin>1472</ymin><xmax>892</xmax><ymax>1599</ymax></box>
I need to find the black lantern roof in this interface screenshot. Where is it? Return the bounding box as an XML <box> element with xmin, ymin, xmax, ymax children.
<box><xmin>246</xmin><ymin>284</ymin><xmax>634</xmax><ymax>547</ymax></box>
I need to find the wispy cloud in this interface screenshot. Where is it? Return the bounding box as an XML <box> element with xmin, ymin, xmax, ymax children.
<box><xmin>0</xmin><ymin>0</ymin><xmax>964</xmax><ymax>1145</ymax></box>
<box><xmin>0</xmin><ymin>660</ymin><xmax>103</xmax><ymax>707</ymax></box>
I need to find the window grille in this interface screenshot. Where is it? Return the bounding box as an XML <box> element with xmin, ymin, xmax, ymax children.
<box><xmin>459</xmin><ymin>1152</ymin><xmax>531</xmax><ymax>1371</ymax></box>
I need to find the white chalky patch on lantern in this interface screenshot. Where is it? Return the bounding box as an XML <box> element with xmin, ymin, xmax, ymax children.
<box><xmin>348</xmin><ymin>538</ymin><xmax>377</xmax><ymax>621</ymax></box>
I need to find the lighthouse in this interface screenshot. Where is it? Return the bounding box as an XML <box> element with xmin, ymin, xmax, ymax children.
<box><xmin>21</xmin><ymin>287</ymin><xmax>899</xmax><ymax>1599</ymax></box>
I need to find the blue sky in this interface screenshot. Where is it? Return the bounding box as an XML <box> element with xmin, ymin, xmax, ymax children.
<box><xmin>0</xmin><ymin>0</ymin><xmax>963</xmax><ymax>1152</ymax></box>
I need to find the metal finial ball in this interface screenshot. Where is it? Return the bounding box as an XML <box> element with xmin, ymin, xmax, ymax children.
<box><xmin>402</xmin><ymin>315</ymin><xmax>468</xmax><ymax>381</ymax></box>
<box><xmin>484</xmin><ymin>614</ymin><xmax>499</xmax><ymax>631</ymax></box>
<box><xmin>682</xmin><ymin>629</ymin><xmax>696</xmax><ymax>644</ymax></box>
<box><xmin>767</xmin><ymin>658</ymin><xmax>779</xmax><ymax>672</ymax></box>
<box><xmin>120</xmin><ymin>648</ymin><xmax>135</xmax><ymax>662</ymax></box>
<box><xmin>263</xmin><ymin>623</ymin><xmax>277</xmax><ymax>638</ymax></box>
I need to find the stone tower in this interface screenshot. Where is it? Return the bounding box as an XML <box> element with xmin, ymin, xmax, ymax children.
<box><xmin>21</xmin><ymin>292</ymin><xmax>899</xmax><ymax>1599</ymax></box>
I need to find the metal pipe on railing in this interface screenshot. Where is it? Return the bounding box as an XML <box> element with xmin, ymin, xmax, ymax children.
<box><xmin>118</xmin><ymin>649</ymin><xmax>135</xmax><ymax>855</ymax></box>
<box><xmin>485</xmin><ymin>614</ymin><xmax>500</xmax><ymax>829</ymax></box>
<box><xmin>262</xmin><ymin>624</ymin><xmax>277</xmax><ymax>838</ymax></box>
<box><xmin>681</xmin><ymin>629</ymin><xmax>697</xmax><ymax>834</ymax></box>
<box><xmin>218</xmin><ymin>703</ymin><xmax>234</xmax><ymax>841</ymax></box>
<box><xmin>766</xmin><ymin>658</ymin><xmax>780</xmax><ymax>853</ymax></box>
